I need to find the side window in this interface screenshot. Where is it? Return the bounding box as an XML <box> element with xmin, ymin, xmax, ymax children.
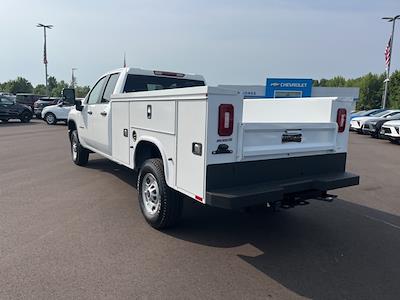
<box><xmin>87</xmin><ymin>76</ymin><xmax>108</xmax><ymax>104</ymax></box>
<box><xmin>102</xmin><ymin>73</ymin><xmax>120</xmax><ymax>103</ymax></box>
<box><xmin>0</xmin><ymin>97</ymin><xmax>13</xmax><ymax>105</ymax></box>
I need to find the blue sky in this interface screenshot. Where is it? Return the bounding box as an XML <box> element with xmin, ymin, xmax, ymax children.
<box><xmin>1</xmin><ymin>0</ymin><xmax>399</xmax><ymax>87</ymax></box>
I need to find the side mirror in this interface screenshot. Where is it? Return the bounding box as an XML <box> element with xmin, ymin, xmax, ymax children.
<box><xmin>62</xmin><ymin>88</ymin><xmax>75</xmax><ymax>103</ymax></box>
<box><xmin>75</xmin><ymin>99</ymin><xmax>83</xmax><ymax>111</ymax></box>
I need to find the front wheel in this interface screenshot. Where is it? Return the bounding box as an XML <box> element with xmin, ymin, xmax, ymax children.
<box><xmin>70</xmin><ymin>130</ymin><xmax>89</xmax><ymax>166</ymax></box>
<box><xmin>20</xmin><ymin>111</ymin><xmax>32</xmax><ymax>123</ymax></box>
<box><xmin>137</xmin><ymin>158</ymin><xmax>182</xmax><ymax>229</ymax></box>
<box><xmin>45</xmin><ymin>112</ymin><xmax>57</xmax><ymax>125</ymax></box>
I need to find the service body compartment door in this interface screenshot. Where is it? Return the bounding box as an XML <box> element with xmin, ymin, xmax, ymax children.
<box><xmin>238</xmin><ymin>122</ymin><xmax>337</xmax><ymax>160</ymax></box>
<box><xmin>111</xmin><ymin>101</ymin><xmax>130</xmax><ymax>165</ymax></box>
<box><xmin>176</xmin><ymin>100</ymin><xmax>207</xmax><ymax>201</ymax></box>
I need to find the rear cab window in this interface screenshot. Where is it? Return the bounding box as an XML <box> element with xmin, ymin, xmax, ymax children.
<box><xmin>102</xmin><ymin>73</ymin><xmax>120</xmax><ymax>103</ymax></box>
<box><xmin>123</xmin><ymin>75</ymin><xmax>205</xmax><ymax>93</ymax></box>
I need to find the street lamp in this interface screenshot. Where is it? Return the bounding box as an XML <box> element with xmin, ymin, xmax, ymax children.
<box><xmin>381</xmin><ymin>15</ymin><xmax>400</xmax><ymax>109</ymax></box>
<box><xmin>36</xmin><ymin>23</ymin><xmax>53</xmax><ymax>96</ymax></box>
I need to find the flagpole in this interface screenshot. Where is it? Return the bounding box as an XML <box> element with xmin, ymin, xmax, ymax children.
<box><xmin>382</xmin><ymin>15</ymin><xmax>400</xmax><ymax>109</ymax></box>
<box><xmin>37</xmin><ymin>23</ymin><xmax>53</xmax><ymax>96</ymax></box>
<box><xmin>44</xmin><ymin>27</ymin><xmax>48</xmax><ymax>96</ymax></box>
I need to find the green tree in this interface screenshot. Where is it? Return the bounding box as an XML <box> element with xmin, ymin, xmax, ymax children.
<box><xmin>388</xmin><ymin>70</ymin><xmax>400</xmax><ymax>109</ymax></box>
<box><xmin>326</xmin><ymin>76</ymin><xmax>347</xmax><ymax>87</ymax></box>
<box><xmin>75</xmin><ymin>86</ymin><xmax>90</xmax><ymax>98</ymax></box>
<box><xmin>319</xmin><ymin>78</ymin><xmax>328</xmax><ymax>86</ymax></box>
<box><xmin>1</xmin><ymin>77</ymin><xmax>34</xmax><ymax>94</ymax></box>
<box><xmin>47</xmin><ymin>76</ymin><xmax>57</xmax><ymax>94</ymax></box>
<box><xmin>50</xmin><ymin>80</ymin><xmax>69</xmax><ymax>97</ymax></box>
<box><xmin>356</xmin><ymin>73</ymin><xmax>385</xmax><ymax>110</ymax></box>
<box><xmin>34</xmin><ymin>84</ymin><xmax>47</xmax><ymax>96</ymax></box>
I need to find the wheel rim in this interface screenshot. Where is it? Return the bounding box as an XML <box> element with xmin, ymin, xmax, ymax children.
<box><xmin>46</xmin><ymin>114</ymin><xmax>54</xmax><ymax>124</ymax></box>
<box><xmin>141</xmin><ymin>173</ymin><xmax>161</xmax><ymax>215</ymax></box>
<box><xmin>72</xmin><ymin>137</ymin><xmax>78</xmax><ymax>161</ymax></box>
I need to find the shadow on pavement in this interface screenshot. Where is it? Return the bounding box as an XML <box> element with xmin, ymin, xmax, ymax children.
<box><xmin>0</xmin><ymin>120</ymin><xmax>39</xmax><ymax>127</ymax></box>
<box><xmin>86</xmin><ymin>157</ymin><xmax>400</xmax><ymax>300</ymax></box>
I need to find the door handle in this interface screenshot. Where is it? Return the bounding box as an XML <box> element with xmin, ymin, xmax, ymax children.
<box><xmin>100</xmin><ymin>111</ymin><xmax>107</xmax><ymax>116</ymax></box>
<box><xmin>87</xmin><ymin>111</ymin><xmax>93</xmax><ymax>115</ymax></box>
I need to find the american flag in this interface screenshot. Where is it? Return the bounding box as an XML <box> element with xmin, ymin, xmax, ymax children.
<box><xmin>385</xmin><ymin>36</ymin><xmax>392</xmax><ymax>68</ymax></box>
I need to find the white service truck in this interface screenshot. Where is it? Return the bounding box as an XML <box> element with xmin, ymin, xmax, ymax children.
<box><xmin>66</xmin><ymin>67</ymin><xmax>359</xmax><ymax>229</ymax></box>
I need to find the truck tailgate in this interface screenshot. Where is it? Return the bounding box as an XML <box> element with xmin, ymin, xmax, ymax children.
<box><xmin>237</xmin><ymin>122</ymin><xmax>337</xmax><ymax>160</ymax></box>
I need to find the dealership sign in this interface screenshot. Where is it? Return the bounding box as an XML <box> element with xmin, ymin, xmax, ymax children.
<box><xmin>265</xmin><ymin>78</ymin><xmax>313</xmax><ymax>98</ymax></box>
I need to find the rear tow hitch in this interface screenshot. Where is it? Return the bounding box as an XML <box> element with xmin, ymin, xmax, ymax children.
<box><xmin>280</xmin><ymin>197</ymin><xmax>310</xmax><ymax>210</ymax></box>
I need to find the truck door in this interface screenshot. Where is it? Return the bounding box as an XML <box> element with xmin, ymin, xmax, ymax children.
<box><xmin>81</xmin><ymin>73</ymin><xmax>119</xmax><ymax>155</ymax></box>
<box><xmin>80</xmin><ymin>76</ymin><xmax>108</xmax><ymax>151</ymax></box>
<box><xmin>91</xmin><ymin>73</ymin><xmax>120</xmax><ymax>155</ymax></box>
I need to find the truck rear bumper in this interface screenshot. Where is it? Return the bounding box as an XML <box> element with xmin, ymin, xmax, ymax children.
<box><xmin>206</xmin><ymin>171</ymin><xmax>359</xmax><ymax>209</ymax></box>
<box><xmin>205</xmin><ymin>153</ymin><xmax>359</xmax><ymax>209</ymax></box>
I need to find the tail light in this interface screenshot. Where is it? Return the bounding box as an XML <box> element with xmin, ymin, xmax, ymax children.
<box><xmin>218</xmin><ymin>104</ymin><xmax>234</xmax><ymax>136</ymax></box>
<box><xmin>337</xmin><ymin>108</ymin><xmax>347</xmax><ymax>133</ymax></box>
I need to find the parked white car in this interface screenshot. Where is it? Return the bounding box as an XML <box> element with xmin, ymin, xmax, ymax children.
<box><xmin>350</xmin><ymin>110</ymin><xmax>400</xmax><ymax>133</ymax></box>
<box><xmin>66</xmin><ymin>67</ymin><xmax>359</xmax><ymax>229</ymax></box>
<box><xmin>381</xmin><ymin>120</ymin><xmax>400</xmax><ymax>143</ymax></box>
<box><xmin>41</xmin><ymin>99</ymin><xmax>82</xmax><ymax>125</ymax></box>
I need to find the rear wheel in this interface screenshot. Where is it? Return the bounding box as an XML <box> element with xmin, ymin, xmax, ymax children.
<box><xmin>45</xmin><ymin>112</ymin><xmax>57</xmax><ymax>125</ymax></box>
<box><xmin>70</xmin><ymin>130</ymin><xmax>89</xmax><ymax>166</ymax></box>
<box><xmin>20</xmin><ymin>111</ymin><xmax>32</xmax><ymax>123</ymax></box>
<box><xmin>137</xmin><ymin>158</ymin><xmax>182</xmax><ymax>229</ymax></box>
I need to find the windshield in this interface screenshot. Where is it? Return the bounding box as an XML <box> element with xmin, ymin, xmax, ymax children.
<box><xmin>357</xmin><ymin>110</ymin><xmax>376</xmax><ymax>116</ymax></box>
<box><xmin>372</xmin><ymin>110</ymin><xmax>390</xmax><ymax>117</ymax></box>
<box><xmin>385</xmin><ymin>111</ymin><xmax>400</xmax><ymax>118</ymax></box>
<box><xmin>389</xmin><ymin>113</ymin><xmax>400</xmax><ymax>119</ymax></box>
<box><xmin>123</xmin><ymin>75</ymin><xmax>205</xmax><ymax>93</ymax></box>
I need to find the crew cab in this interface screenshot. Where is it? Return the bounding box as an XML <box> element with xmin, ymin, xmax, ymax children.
<box><xmin>66</xmin><ymin>67</ymin><xmax>359</xmax><ymax>229</ymax></box>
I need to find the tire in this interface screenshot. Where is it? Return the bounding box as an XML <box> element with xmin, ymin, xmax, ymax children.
<box><xmin>20</xmin><ymin>111</ymin><xmax>32</xmax><ymax>123</ymax></box>
<box><xmin>45</xmin><ymin>112</ymin><xmax>57</xmax><ymax>125</ymax></box>
<box><xmin>70</xmin><ymin>130</ymin><xmax>89</xmax><ymax>166</ymax></box>
<box><xmin>137</xmin><ymin>158</ymin><xmax>182</xmax><ymax>229</ymax></box>
<box><xmin>389</xmin><ymin>138</ymin><xmax>400</xmax><ymax>145</ymax></box>
<box><xmin>35</xmin><ymin>114</ymin><xmax>41</xmax><ymax>119</ymax></box>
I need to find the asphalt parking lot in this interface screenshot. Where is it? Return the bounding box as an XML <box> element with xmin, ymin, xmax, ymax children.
<box><xmin>1</xmin><ymin>120</ymin><xmax>400</xmax><ymax>300</ymax></box>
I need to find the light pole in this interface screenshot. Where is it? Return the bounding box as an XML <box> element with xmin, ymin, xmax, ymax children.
<box><xmin>71</xmin><ymin>68</ymin><xmax>77</xmax><ymax>88</ymax></box>
<box><xmin>382</xmin><ymin>15</ymin><xmax>400</xmax><ymax>109</ymax></box>
<box><xmin>36</xmin><ymin>23</ymin><xmax>53</xmax><ymax>96</ymax></box>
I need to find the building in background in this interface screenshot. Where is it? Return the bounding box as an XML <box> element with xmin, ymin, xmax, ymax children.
<box><xmin>219</xmin><ymin>77</ymin><xmax>359</xmax><ymax>100</ymax></box>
